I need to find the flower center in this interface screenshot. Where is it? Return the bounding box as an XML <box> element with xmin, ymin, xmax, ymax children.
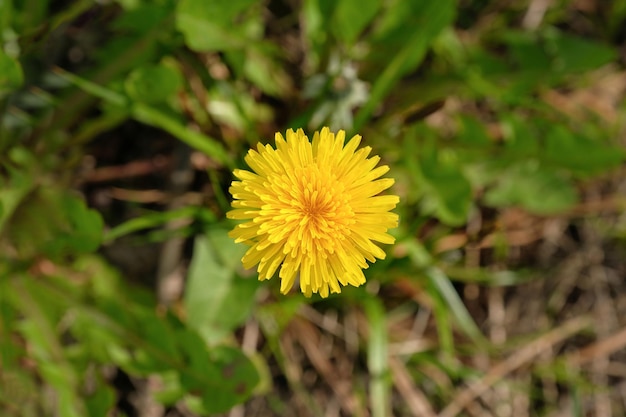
<box><xmin>260</xmin><ymin>164</ymin><xmax>355</xmax><ymax>258</ymax></box>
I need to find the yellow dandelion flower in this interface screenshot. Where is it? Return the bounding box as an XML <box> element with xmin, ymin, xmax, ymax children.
<box><xmin>227</xmin><ymin>127</ymin><xmax>399</xmax><ymax>298</ymax></box>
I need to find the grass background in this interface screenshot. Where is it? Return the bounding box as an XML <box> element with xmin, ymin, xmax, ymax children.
<box><xmin>2</xmin><ymin>0</ymin><xmax>626</xmax><ymax>416</ymax></box>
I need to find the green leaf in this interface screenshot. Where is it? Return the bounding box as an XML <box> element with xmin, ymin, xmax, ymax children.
<box><xmin>546</xmin><ymin>30</ymin><xmax>616</xmax><ymax>73</ymax></box>
<box><xmin>176</xmin><ymin>328</ymin><xmax>221</xmax><ymax>389</ymax></box>
<box><xmin>135</xmin><ymin>312</ymin><xmax>180</xmax><ymax>367</ymax></box>
<box><xmin>5</xmin><ymin>189</ymin><xmax>64</xmax><ymax>259</ymax></box>
<box><xmin>184</xmin><ymin>230</ymin><xmax>257</xmax><ymax>344</ymax></box>
<box><xmin>504</xmin><ymin>31</ymin><xmax>552</xmax><ymax>73</ymax></box>
<box><xmin>543</xmin><ymin>126</ymin><xmax>625</xmax><ymax>176</ymax></box>
<box><xmin>52</xmin><ymin>191</ymin><xmax>104</xmax><ymax>255</ymax></box>
<box><xmin>6</xmin><ymin>189</ymin><xmax>104</xmax><ymax>260</ymax></box>
<box><xmin>125</xmin><ymin>64</ymin><xmax>182</xmax><ymax>104</ymax></box>
<box><xmin>153</xmin><ymin>371</ymin><xmax>187</xmax><ymax>405</ymax></box>
<box><xmin>301</xmin><ymin>0</ymin><xmax>338</xmax><ymax>68</ymax></box>
<box><xmin>176</xmin><ymin>0</ymin><xmax>258</xmax><ymax>51</ymax></box>
<box><xmin>0</xmin><ymin>0</ymin><xmax>12</xmax><ymax>35</ymax></box>
<box><xmin>502</xmin><ymin>114</ymin><xmax>540</xmax><ymax>157</ymax></box>
<box><xmin>332</xmin><ymin>0</ymin><xmax>382</xmax><ymax>44</ymax></box>
<box><xmin>484</xmin><ymin>160</ymin><xmax>578</xmax><ymax>215</ymax></box>
<box><xmin>113</xmin><ymin>3</ymin><xmax>173</xmax><ymax>33</ymax></box>
<box><xmin>0</xmin><ymin>148</ymin><xmax>37</xmax><ymax>234</ymax></box>
<box><xmin>199</xmin><ymin>346</ymin><xmax>260</xmax><ymax>413</ymax></box>
<box><xmin>243</xmin><ymin>46</ymin><xmax>292</xmax><ymax>97</ymax></box>
<box><xmin>0</xmin><ymin>50</ymin><xmax>23</xmax><ymax>96</ymax></box>
<box><xmin>456</xmin><ymin>115</ymin><xmax>492</xmax><ymax>152</ymax></box>
<box><xmin>355</xmin><ymin>0</ymin><xmax>455</xmax><ymax>129</ymax></box>
<box><xmin>11</xmin><ymin>280</ymin><xmax>86</xmax><ymax>417</ymax></box>
<box><xmin>54</xmin><ymin>68</ymin><xmax>233</xmax><ymax>166</ymax></box>
<box><xmin>84</xmin><ymin>377</ymin><xmax>116</xmax><ymax>417</ymax></box>
<box><xmin>39</xmin><ymin>362</ymin><xmax>83</xmax><ymax>417</ymax></box>
<box><xmin>419</xmin><ymin>144</ymin><xmax>472</xmax><ymax>226</ymax></box>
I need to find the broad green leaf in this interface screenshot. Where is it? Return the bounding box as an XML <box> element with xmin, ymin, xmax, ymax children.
<box><xmin>153</xmin><ymin>371</ymin><xmax>187</xmax><ymax>405</ymax></box>
<box><xmin>176</xmin><ymin>328</ymin><xmax>222</xmax><ymax>389</ymax></box>
<box><xmin>184</xmin><ymin>230</ymin><xmax>257</xmax><ymax>344</ymax></box>
<box><xmin>5</xmin><ymin>188</ymin><xmax>103</xmax><ymax>260</ymax></box>
<box><xmin>504</xmin><ymin>31</ymin><xmax>552</xmax><ymax>73</ymax></box>
<box><xmin>484</xmin><ymin>160</ymin><xmax>578</xmax><ymax>214</ymax></box>
<box><xmin>54</xmin><ymin>191</ymin><xmax>104</xmax><ymax>255</ymax></box>
<box><xmin>332</xmin><ymin>0</ymin><xmax>381</xmax><ymax>44</ymax></box>
<box><xmin>125</xmin><ymin>64</ymin><xmax>182</xmax><ymax>103</ymax></box>
<box><xmin>419</xmin><ymin>144</ymin><xmax>472</xmax><ymax>226</ymax></box>
<box><xmin>467</xmin><ymin>48</ymin><xmax>509</xmax><ymax>78</ymax></box>
<box><xmin>84</xmin><ymin>379</ymin><xmax>116</xmax><ymax>417</ymax></box>
<box><xmin>199</xmin><ymin>346</ymin><xmax>260</xmax><ymax>413</ymax></box>
<box><xmin>175</xmin><ymin>0</ymin><xmax>258</xmax><ymax>51</ymax></box>
<box><xmin>71</xmin><ymin>311</ymin><xmax>124</xmax><ymax>365</ymax></box>
<box><xmin>503</xmin><ymin>115</ymin><xmax>539</xmax><ymax>154</ymax></box>
<box><xmin>0</xmin><ymin>50</ymin><xmax>23</xmax><ymax>95</ymax></box>
<box><xmin>6</xmin><ymin>188</ymin><xmax>65</xmax><ymax>260</ymax></box>
<box><xmin>0</xmin><ymin>148</ymin><xmax>37</xmax><ymax>234</ymax></box>
<box><xmin>546</xmin><ymin>30</ymin><xmax>616</xmax><ymax>73</ymax></box>
<box><xmin>134</xmin><ymin>312</ymin><xmax>180</xmax><ymax>369</ymax></box>
<box><xmin>543</xmin><ymin>126</ymin><xmax>625</xmax><ymax>176</ymax></box>
<box><xmin>113</xmin><ymin>2</ymin><xmax>173</xmax><ymax>33</ymax></box>
<box><xmin>243</xmin><ymin>47</ymin><xmax>292</xmax><ymax>97</ymax></box>
<box><xmin>457</xmin><ymin>115</ymin><xmax>491</xmax><ymax>148</ymax></box>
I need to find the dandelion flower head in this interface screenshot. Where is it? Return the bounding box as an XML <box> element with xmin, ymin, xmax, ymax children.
<box><xmin>227</xmin><ymin>127</ymin><xmax>399</xmax><ymax>297</ymax></box>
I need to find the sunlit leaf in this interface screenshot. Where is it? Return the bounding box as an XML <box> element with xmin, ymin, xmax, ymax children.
<box><xmin>199</xmin><ymin>346</ymin><xmax>260</xmax><ymax>413</ymax></box>
<box><xmin>546</xmin><ymin>29</ymin><xmax>616</xmax><ymax>73</ymax></box>
<box><xmin>125</xmin><ymin>64</ymin><xmax>182</xmax><ymax>103</ymax></box>
<box><xmin>543</xmin><ymin>125</ymin><xmax>625</xmax><ymax>176</ymax></box>
<box><xmin>176</xmin><ymin>0</ymin><xmax>258</xmax><ymax>51</ymax></box>
<box><xmin>184</xmin><ymin>230</ymin><xmax>257</xmax><ymax>344</ymax></box>
<box><xmin>419</xmin><ymin>144</ymin><xmax>472</xmax><ymax>226</ymax></box>
<box><xmin>484</xmin><ymin>160</ymin><xmax>578</xmax><ymax>214</ymax></box>
<box><xmin>332</xmin><ymin>0</ymin><xmax>381</xmax><ymax>44</ymax></box>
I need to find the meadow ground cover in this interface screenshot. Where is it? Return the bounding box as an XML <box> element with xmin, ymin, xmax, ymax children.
<box><xmin>2</xmin><ymin>1</ymin><xmax>626</xmax><ymax>416</ymax></box>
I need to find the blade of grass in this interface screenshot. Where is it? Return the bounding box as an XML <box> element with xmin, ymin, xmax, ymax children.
<box><xmin>53</xmin><ymin>67</ymin><xmax>233</xmax><ymax>168</ymax></box>
<box><xmin>352</xmin><ymin>1</ymin><xmax>455</xmax><ymax>131</ymax></box>
<box><xmin>440</xmin><ymin>316</ymin><xmax>592</xmax><ymax>417</ymax></box>
<box><xmin>11</xmin><ymin>278</ymin><xmax>85</xmax><ymax>417</ymax></box>
<box><xmin>133</xmin><ymin>105</ymin><xmax>233</xmax><ymax>168</ymax></box>
<box><xmin>103</xmin><ymin>206</ymin><xmax>211</xmax><ymax>243</ymax></box>
<box><xmin>426</xmin><ymin>274</ymin><xmax>455</xmax><ymax>364</ymax></box>
<box><xmin>363</xmin><ymin>296</ymin><xmax>390</xmax><ymax>417</ymax></box>
<box><xmin>48</xmin><ymin>15</ymin><xmax>173</xmax><ymax>132</ymax></box>
<box><xmin>426</xmin><ymin>267</ymin><xmax>489</xmax><ymax>349</ymax></box>
<box><xmin>23</xmin><ymin>275</ymin><xmax>231</xmax><ymax>392</ymax></box>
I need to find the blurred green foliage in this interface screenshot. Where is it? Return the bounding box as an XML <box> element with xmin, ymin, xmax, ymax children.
<box><xmin>1</xmin><ymin>0</ymin><xmax>625</xmax><ymax>416</ymax></box>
